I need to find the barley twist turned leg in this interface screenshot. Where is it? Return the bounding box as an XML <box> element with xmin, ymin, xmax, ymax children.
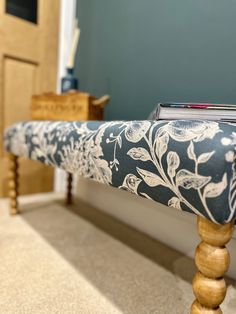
<box><xmin>191</xmin><ymin>216</ymin><xmax>234</xmax><ymax>314</ymax></box>
<box><xmin>8</xmin><ymin>154</ymin><xmax>19</xmax><ymax>215</ymax></box>
<box><xmin>66</xmin><ymin>172</ymin><xmax>73</xmax><ymax>205</ymax></box>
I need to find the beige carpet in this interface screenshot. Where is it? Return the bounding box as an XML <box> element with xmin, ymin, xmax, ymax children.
<box><xmin>0</xmin><ymin>194</ymin><xmax>235</xmax><ymax>314</ymax></box>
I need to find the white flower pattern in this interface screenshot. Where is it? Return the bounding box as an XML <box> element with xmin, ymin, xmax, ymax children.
<box><xmin>4</xmin><ymin>119</ymin><xmax>236</xmax><ymax>224</ymax></box>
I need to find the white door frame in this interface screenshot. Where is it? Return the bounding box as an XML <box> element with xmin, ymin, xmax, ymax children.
<box><xmin>55</xmin><ymin>0</ymin><xmax>77</xmax><ymax>193</ymax></box>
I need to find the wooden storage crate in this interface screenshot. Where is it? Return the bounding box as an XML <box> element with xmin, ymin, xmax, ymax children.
<box><xmin>31</xmin><ymin>91</ymin><xmax>110</xmax><ymax>121</ymax></box>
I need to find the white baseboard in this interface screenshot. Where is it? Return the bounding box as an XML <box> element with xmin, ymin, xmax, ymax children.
<box><xmin>76</xmin><ymin>177</ymin><xmax>236</xmax><ymax>280</ymax></box>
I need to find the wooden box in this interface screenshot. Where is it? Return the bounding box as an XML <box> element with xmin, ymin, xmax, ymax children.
<box><xmin>31</xmin><ymin>91</ymin><xmax>110</xmax><ymax>121</ymax></box>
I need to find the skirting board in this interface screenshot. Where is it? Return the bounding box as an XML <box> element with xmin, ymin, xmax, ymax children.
<box><xmin>76</xmin><ymin>176</ymin><xmax>236</xmax><ymax>280</ymax></box>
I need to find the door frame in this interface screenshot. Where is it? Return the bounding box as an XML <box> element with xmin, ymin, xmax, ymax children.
<box><xmin>54</xmin><ymin>0</ymin><xmax>77</xmax><ymax>192</ymax></box>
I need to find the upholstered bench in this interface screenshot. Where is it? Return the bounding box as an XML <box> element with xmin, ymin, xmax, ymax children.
<box><xmin>4</xmin><ymin>119</ymin><xmax>236</xmax><ymax>313</ymax></box>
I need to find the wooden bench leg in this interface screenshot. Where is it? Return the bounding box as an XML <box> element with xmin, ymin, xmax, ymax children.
<box><xmin>8</xmin><ymin>153</ymin><xmax>19</xmax><ymax>215</ymax></box>
<box><xmin>66</xmin><ymin>172</ymin><xmax>73</xmax><ymax>205</ymax></box>
<box><xmin>191</xmin><ymin>216</ymin><xmax>234</xmax><ymax>314</ymax></box>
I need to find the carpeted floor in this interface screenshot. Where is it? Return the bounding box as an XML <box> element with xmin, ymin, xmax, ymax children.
<box><xmin>0</xmin><ymin>194</ymin><xmax>235</xmax><ymax>314</ymax></box>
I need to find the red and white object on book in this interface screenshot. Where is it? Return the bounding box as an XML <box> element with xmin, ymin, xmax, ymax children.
<box><xmin>155</xmin><ymin>102</ymin><xmax>236</xmax><ymax>121</ymax></box>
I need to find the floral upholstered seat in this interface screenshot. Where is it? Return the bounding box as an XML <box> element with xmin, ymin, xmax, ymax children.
<box><xmin>4</xmin><ymin>119</ymin><xmax>236</xmax><ymax>224</ymax></box>
<box><xmin>4</xmin><ymin>118</ymin><xmax>236</xmax><ymax>313</ymax></box>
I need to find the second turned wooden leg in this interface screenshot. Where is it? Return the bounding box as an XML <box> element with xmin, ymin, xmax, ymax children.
<box><xmin>8</xmin><ymin>154</ymin><xmax>19</xmax><ymax>215</ymax></box>
<box><xmin>191</xmin><ymin>216</ymin><xmax>234</xmax><ymax>314</ymax></box>
<box><xmin>66</xmin><ymin>172</ymin><xmax>73</xmax><ymax>205</ymax></box>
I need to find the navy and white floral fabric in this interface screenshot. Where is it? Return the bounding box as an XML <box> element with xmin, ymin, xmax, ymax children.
<box><xmin>4</xmin><ymin>120</ymin><xmax>236</xmax><ymax>224</ymax></box>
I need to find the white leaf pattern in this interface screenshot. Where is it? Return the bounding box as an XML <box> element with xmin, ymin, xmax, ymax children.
<box><xmin>168</xmin><ymin>197</ymin><xmax>182</xmax><ymax>210</ymax></box>
<box><xmin>119</xmin><ymin>174</ymin><xmax>141</xmax><ymax>194</ymax></box>
<box><xmin>198</xmin><ymin>151</ymin><xmax>215</xmax><ymax>164</ymax></box>
<box><xmin>167</xmin><ymin>151</ymin><xmax>180</xmax><ymax>177</ymax></box>
<box><xmin>176</xmin><ymin>169</ymin><xmax>211</xmax><ymax>189</ymax></box>
<box><xmin>127</xmin><ymin>147</ymin><xmax>151</xmax><ymax>161</ymax></box>
<box><xmin>117</xmin><ymin>136</ymin><xmax>122</xmax><ymax>148</ymax></box>
<box><xmin>137</xmin><ymin>167</ymin><xmax>167</xmax><ymax>187</ymax></box>
<box><xmin>203</xmin><ymin>173</ymin><xmax>227</xmax><ymax>198</ymax></box>
<box><xmin>187</xmin><ymin>141</ymin><xmax>195</xmax><ymax>160</ymax></box>
<box><xmin>155</xmin><ymin>133</ymin><xmax>169</xmax><ymax>159</ymax></box>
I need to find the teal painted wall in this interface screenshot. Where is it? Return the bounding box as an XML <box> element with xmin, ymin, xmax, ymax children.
<box><xmin>75</xmin><ymin>0</ymin><xmax>236</xmax><ymax>120</ymax></box>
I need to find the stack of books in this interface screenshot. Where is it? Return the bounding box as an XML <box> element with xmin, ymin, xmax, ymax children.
<box><xmin>154</xmin><ymin>103</ymin><xmax>236</xmax><ymax>122</ymax></box>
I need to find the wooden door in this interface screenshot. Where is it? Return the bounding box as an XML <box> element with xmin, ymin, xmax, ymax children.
<box><xmin>0</xmin><ymin>0</ymin><xmax>60</xmax><ymax>197</ymax></box>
